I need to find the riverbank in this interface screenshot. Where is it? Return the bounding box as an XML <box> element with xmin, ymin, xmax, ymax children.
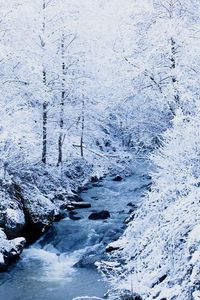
<box><xmin>0</xmin><ymin>158</ymin><xmax>104</xmax><ymax>270</ymax></box>
<box><xmin>0</xmin><ymin>154</ymin><xmax>137</xmax><ymax>271</ymax></box>
<box><xmin>0</xmin><ymin>159</ymin><xmax>151</xmax><ymax>300</ymax></box>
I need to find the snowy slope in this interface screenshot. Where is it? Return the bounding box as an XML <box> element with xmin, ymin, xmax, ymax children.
<box><xmin>100</xmin><ymin>111</ymin><xmax>200</xmax><ymax>300</ymax></box>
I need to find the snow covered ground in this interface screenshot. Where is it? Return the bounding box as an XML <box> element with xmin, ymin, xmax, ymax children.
<box><xmin>99</xmin><ymin>112</ymin><xmax>200</xmax><ymax>300</ymax></box>
<box><xmin>1</xmin><ymin>0</ymin><xmax>200</xmax><ymax>299</ymax></box>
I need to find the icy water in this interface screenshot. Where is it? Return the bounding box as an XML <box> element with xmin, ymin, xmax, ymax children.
<box><xmin>0</xmin><ymin>161</ymin><xmax>151</xmax><ymax>300</ymax></box>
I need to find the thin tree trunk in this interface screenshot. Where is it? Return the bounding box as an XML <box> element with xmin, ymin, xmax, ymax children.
<box><xmin>42</xmin><ymin>71</ymin><xmax>48</xmax><ymax>164</ymax></box>
<box><xmin>57</xmin><ymin>34</ymin><xmax>65</xmax><ymax>166</ymax></box>
<box><xmin>57</xmin><ymin>91</ymin><xmax>64</xmax><ymax>166</ymax></box>
<box><xmin>171</xmin><ymin>37</ymin><xmax>179</xmax><ymax>105</ymax></box>
<box><xmin>167</xmin><ymin>37</ymin><xmax>179</xmax><ymax>116</ymax></box>
<box><xmin>80</xmin><ymin>97</ymin><xmax>85</xmax><ymax>157</ymax></box>
<box><xmin>41</xmin><ymin>0</ymin><xmax>48</xmax><ymax>164</ymax></box>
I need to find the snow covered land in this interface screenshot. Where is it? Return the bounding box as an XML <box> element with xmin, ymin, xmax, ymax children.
<box><xmin>0</xmin><ymin>0</ymin><xmax>200</xmax><ymax>300</ymax></box>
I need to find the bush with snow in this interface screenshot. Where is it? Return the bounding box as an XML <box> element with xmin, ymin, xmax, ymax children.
<box><xmin>99</xmin><ymin>110</ymin><xmax>200</xmax><ymax>300</ymax></box>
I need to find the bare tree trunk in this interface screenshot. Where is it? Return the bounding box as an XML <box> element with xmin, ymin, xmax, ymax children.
<box><xmin>57</xmin><ymin>90</ymin><xmax>65</xmax><ymax>166</ymax></box>
<box><xmin>168</xmin><ymin>37</ymin><xmax>179</xmax><ymax>116</ymax></box>
<box><xmin>41</xmin><ymin>0</ymin><xmax>48</xmax><ymax>164</ymax></box>
<box><xmin>171</xmin><ymin>37</ymin><xmax>179</xmax><ymax>105</ymax></box>
<box><xmin>57</xmin><ymin>34</ymin><xmax>65</xmax><ymax>166</ymax></box>
<box><xmin>80</xmin><ymin>97</ymin><xmax>85</xmax><ymax>157</ymax></box>
<box><xmin>42</xmin><ymin>70</ymin><xmax>48</xmax><ymax>164</ymax></box>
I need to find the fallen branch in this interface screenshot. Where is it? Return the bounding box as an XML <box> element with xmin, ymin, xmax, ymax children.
<box><xmin>73</xmin><ymin>144</ymin><xmax>119</xmax><ymax>158</ymax></box>
<box><xmin>72</xmin><ymin>144</ymin><xmax>149</xmax><ymax>161</ymax></box>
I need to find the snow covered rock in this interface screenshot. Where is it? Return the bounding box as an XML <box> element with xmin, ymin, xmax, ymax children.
<box><xmin>106</xmin><ymin>243</ymin><xmax>120</xmax><ymax>253</ymax></box>
<box><xmin>0</xmin><ymin>229</ymin><xmax>25</xmax><ymax>271</ymax></box>
<box><xmin>3</xmin><ymin>208</ymin><xmax>25</xmax><ymax>239</ymax></box>
<box><xmin>21</xmin><ymin>184</ymin><xmax>58</xmax><ymax>241</ymax></box>
<box><xmin>0</xmin><ymin>183</ymin><xmax>25</xmax><ymax>238</ymax></box>
<box><xmin>119</xmin><ymin>291</ymin><xmax>143</xmax><ymax>300</ymax></box>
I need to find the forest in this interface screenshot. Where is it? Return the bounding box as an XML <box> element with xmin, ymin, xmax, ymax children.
<box><xmin>0</xmin><ymin>0</ymin><xmax>200</xmax><ymax>299</ymax></box>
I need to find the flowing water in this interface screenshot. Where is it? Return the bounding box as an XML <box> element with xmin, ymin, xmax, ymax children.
<box><xmin>0</xmin><ymin>161</ymin><xmax>151</xmax><ymax>300</ymax></box>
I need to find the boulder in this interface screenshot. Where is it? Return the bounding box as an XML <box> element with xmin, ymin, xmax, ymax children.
<box><xmin>88</xmin><ymin>210</ymin><xmax>110</xmax><ymax>220</ymax></box>
<box><xmin>127</xmin><ymin>202</ymin><xmax>137</xmax><ymax>208</ymax></box>
<box><xmin>66</xmin><ymin>205</ymin><xmax>76</xmax><ymax>211</ymax></box>
<box><xmin>0</xmin><ymin>229</ymin><xmax>26</xmax><ymax>271</ymax></box>
<box><xmin>106</xmin><ymin>245</ymin><xmax>120</xmax><ymax>253</ymax></box>
<box><xmin>80</xmin><ymin>186</ymin><xmax>89</xmax><ymax>192</ymax></box>
<box><xmin>71</xmin><ymin>202</ymin><xmax>91</xmax><ymax>209</ymax></box>
<box><xmin>59</xmin><ymin>200</ymin><xmax>91</xmax><ymax>210</ymax></box>
<box><xmin>119</xmin><ymin>290</ymin><xmax>143</xmax><ymax>300</ymax></box>
<box><xmin>21</xmin><ymin>184</ymin><xmax>57</xmax><ymax>243</ymax></box>
<box><xmin>113</xmin><ymin>175</ymin><xmax>123</xmax><ymax>182</ymax></box>
<box><xmin>0</xmin><ymin>184</ymin><xmax>26</xmax><ymax>239</ymax></box>
<box><xmin>54</xmin><ymin>212</ymin><xmax>65</xmax><ymax>222</ymax></box>
<box><xmin>90</xmin><ymin>176</ymin><xmax>99</xmax><ymax>183</ymax></box>
<box><xmin>0</xmin><ymin>208</ymin><xmax>25</xmax><ymax>239</ymax></box>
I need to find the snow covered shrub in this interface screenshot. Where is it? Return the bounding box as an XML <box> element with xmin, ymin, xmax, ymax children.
<box><xmin>99</xmin><ymin>109</ymin><xmax>200</xmax><ymax>300</ymax></box>
<box><xmin>105</xmin><ymin>95</ymin><xmax>169</xmax><ymax>154</ymax></box>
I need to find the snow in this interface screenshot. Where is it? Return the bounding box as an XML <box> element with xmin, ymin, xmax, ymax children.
<box><xmin>193</xmin><ymin>291</ymin><xmax>200</xmax><ymax>300</ymax></box>
<box><xmin>5</xmin><ymin>208</ymin><xmax>25</xmax><ymax>228</ymax></box>
<box><xmin>0</xmin><ymin>227</ymin><xmax>25</xmax><ymax>269</ymax></box>
<box><xmin>0</xmin><ymin>0</ymin><xmax>199</xmax><ymax>299</ymax></box>
<box><xmin>99</xmin><ymin>111</ymin><xmax>200</xmax><ymax>299</ymax></box>
<box><xmin>0</xmin><ymin>253</ymin><xmax>4</xmax><ymax>264</ymax></box>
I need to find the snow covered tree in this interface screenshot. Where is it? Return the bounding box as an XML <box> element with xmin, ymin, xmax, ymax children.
<box><xmin>121</xmin><ymin>0</ymin><xmax>200</xmax><ymax>117</ymax></box>
<box><xmin>98</xmin><ymin>1</ymin><xmax>200</xmax><ymax>299</ymax></box>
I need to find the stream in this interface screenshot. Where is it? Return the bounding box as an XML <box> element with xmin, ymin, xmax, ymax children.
<box><xmin>0</xmin><ymin>160</ymin><xmax>151</xmax><ymax>300</ymax></box>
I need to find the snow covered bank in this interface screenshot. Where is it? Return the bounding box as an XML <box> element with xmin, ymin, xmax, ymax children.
<box><xmin>0</xmin><ymin>151</ymin><xmax>133</xmax><ymax>270</ymax></box>
<box><xmin>0</xmin><ymin>159</ymin><xmax>97</xmax><ymax>269</ymax></box>
<box><xmin>99</xmin><ymin>111</ymin><xmax>200</xmax><ymax>300</ymax></box>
